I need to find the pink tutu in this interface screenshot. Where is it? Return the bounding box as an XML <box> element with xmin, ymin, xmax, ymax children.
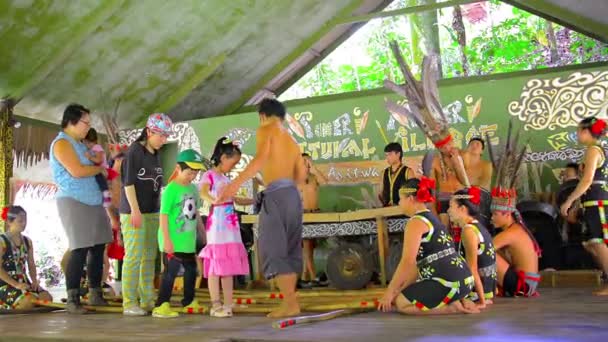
<box><xmin>199</xmin><ymin>242</ymin><xmax>249</xmax><ymax>278</ymax></box>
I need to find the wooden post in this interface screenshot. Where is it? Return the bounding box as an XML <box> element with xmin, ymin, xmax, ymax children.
<box><xmin>375</xmin><ymin>216</ymin><xmax>390</xmax><ymax>286</ymax></box>
<box><xmin>0</xmin><ymin>99</ymin><xmax>15</xmax><ymax>233</ymax></box>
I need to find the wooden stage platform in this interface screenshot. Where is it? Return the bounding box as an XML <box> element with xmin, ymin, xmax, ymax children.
<box><xmin>1</xmin><ymin>287</ymin><xmax>607</xmax><ymax>342</ymax></box>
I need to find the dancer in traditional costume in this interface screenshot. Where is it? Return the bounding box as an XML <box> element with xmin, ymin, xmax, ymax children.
<box><xmin>380</xmin><ymin>142</ymin><xmax>415</xmax><ymax>207</ymax></box>
<box><xmin>487</xmin><ymin>122</ymin><xmax>541</xmax><ymax>297</ymax></box>
<box><xmin>0</xmin><ymin>206</ymin><xmax>53</xmax><ymax>310</ymax></box>
<box><xmin>560</xmin><ymin>117</ymin><xmax>608</xmax><ymax>295</ymax></box>
<box><xmin>218</xmin><ymin>98</ymin><xmax>307</xmax><ymax>318</ymax></box>
<box><xmin>378</xmin><ymin>177</ymin><xmax>477</xmax><ymax>315</ymax></box>
<box><xmin>448</xmin><ymin>187</ymin><xmax>496</xmax><ymax>307</ymax></box>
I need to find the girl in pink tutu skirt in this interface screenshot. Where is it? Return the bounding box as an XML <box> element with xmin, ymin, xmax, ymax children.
<box><xmin>199</xmin><ymin>137</ymin><xmax>253</xmax><ymax>317</ymax></box>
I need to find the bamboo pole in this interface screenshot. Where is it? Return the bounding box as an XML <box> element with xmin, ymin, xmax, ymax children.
<box><xmin>185</xmin><ymin>287</ymin><xmax>387</xmax><ymax>297</ymax></box>
<box><xmin>230</xmin><ymin>299</ymin><xmax>381</xmax><ymax>314</ymax></box>
<box><xmin>273</xmin><ymin>308</ymin><xmax>374</xmax><ymax>329</ymax></box>
<box><xmin>35</xmin><ymin>300</ymin><xmax>205</xmax><ymax>314</ymax></box>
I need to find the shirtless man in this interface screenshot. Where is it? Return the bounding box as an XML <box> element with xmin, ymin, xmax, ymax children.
<box><xmin>431</xmin><ymin>138</ymin><xmax>469</xmax><ymax>238</ymax></box>
<box><xmin>219</xmin><ymin>98</ymin><xmax>307</xmax><ymax>318</ymax></box>
<box><xmin>491</xmin><ymin>209</ymin><xmax>541</xmax><ymax>297</ymax></box>
<box><xmin>299</xmin><ymin>153</ymin><xmax>327</xmax><ymax>285</ymax></box>
<box><xmin>462</xmin><ymin>137</ymin><xmax>493</xmax><ymax>190</ymax></box>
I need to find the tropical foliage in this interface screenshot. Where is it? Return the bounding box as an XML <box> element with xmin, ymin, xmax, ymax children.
<box><xmin>281</xmin><ymin>0</ymin><xmax>608</xmax><ymax>100</ymax></box>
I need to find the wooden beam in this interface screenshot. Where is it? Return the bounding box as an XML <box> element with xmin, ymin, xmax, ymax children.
<box><xmin>220</xmin><ymin>0</ymin><xmax>366</xmax><ymax>116</ymax></box>
<box><xmin>501</xmin><ymin>0</ymin><xmax>608</xmax><ymax>44</ymax></box>
<box><xmin>10</xmin><ymin>0</ymin><xmax>126</xmax><ymax>99</ymax></box>
<box><xmin>376</xmin><ymin>216</ymin><xmax>389</xmax><ymax>286</ymax></box>
<box><xmin>0</xmin><ymin>99</ymin><xmax>16</xmax><ymax>232</ymax></box>
<box><xmin>334</xmin><ymin>0</ymin><xmax>485</xmax><ymax>25</ymax></box>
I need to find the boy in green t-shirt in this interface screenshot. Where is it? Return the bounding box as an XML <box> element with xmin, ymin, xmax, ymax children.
<box><xmin>153</xmin><ymin>149</ymin><xmax>205</xmax><ymax>318</ymax></box>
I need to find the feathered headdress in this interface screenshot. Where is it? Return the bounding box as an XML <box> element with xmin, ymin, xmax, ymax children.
<box><xmin>487</xmin><ymin>121</ymin><xmax>541</xmax><ymax>256</ymax></box>
<box><xmin>100</xmin><ymin>99</ymin><xmax>129</xmax><ymax>152</ymax></box>
<box><xmin>384</xmin><ymin>41</ymin><xmax>452</xmax><ymax>149</ymax></box>
<box><xmin>487</xmin><ymin>119</ymin><xmax>528</xmax><ymax>212</ymax></box>
<box><xmin>384</xmin><ymin>42</ymin><xmax>470</xmax><ymax>186</ymax></box>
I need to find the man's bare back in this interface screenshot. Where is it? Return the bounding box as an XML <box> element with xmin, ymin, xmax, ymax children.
<box><xmin>495</xmin><ymin>224</ymin><xmax>539</xmax><ymax>273</ymax></box>
<box><xmin>259</xmin><ymin>123</ymin><xmax>305</xmax><ymax>186</ymax></box>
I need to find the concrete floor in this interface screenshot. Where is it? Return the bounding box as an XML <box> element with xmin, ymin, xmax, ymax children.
<box><xmin>0</xmin><ymin>288</ymin><xmax>607</xmax><ymax>342</ymax></box>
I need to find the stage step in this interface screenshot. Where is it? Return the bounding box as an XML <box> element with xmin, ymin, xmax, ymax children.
<box><xmin>539</xmin><ymin>270</ymin><xmax>602</xmax><ymax>288</ymax></box>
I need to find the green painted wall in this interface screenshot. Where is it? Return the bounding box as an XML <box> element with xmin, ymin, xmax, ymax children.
<box><xmin>172</xmin><ymin>63</ymin><xmax>608</xmax><ymax>209</ymax></box>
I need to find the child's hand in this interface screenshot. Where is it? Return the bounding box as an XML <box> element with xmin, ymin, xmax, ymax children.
<box><xmin>164</xmin><ymin>240</ymin><xmax>174</xmax><ymax>255</ymax></box>
<box><xmin>85</xmin><ymin>151</ymin><xmax>91</xmax><ymax>159</ymax></box>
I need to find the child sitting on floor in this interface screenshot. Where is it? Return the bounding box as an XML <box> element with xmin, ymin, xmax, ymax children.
<box><xmin>199</xmin><ymin>137</ymin><xmax>252</xmax><ymax>318</ymax></box>
<box><xmin>152</xmin><ymin>149</ymin><xmax>206</xmax><ymax>318</ymax></box>
<box><xmin>0</xmin><ymin>206</ymin><xmax>53</xmax><ymax>310</ymax></box>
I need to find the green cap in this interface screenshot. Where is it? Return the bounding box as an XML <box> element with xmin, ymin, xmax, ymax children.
<box><xmin>177</xmin><ymin>149</ymin><xmax>205</xmax><ymax>170</ymax></box>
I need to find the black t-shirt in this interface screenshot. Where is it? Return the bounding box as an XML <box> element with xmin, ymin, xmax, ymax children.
<box><xmin>119</xmin><ymin>142</ymin><xmax>163</xmax><ymax>214</ymax></box>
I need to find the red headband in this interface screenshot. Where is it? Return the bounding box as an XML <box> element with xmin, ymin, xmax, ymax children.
<box><xmin>591</xmin><ymin>118</ymin><xmax>606</xmax><ymax>135</ymax></box>
<box><xmin>434</xmin><ymin>134</ymin><xmax>453</xmax><ymax>148</ymax></box>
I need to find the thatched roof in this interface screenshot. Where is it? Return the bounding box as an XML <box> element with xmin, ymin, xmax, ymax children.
<box><xmin>12</xmin><ymin>120</ymin><xmax>58</xmax><ymax>168</ymax></box>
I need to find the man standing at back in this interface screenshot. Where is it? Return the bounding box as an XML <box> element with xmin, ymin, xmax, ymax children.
<box><xmin>219</xmin><ymin>98</ymin><xmax>306</xmax><ymax>318</ymax></box>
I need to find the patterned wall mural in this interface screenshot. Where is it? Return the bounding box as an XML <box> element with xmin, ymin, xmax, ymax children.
<box><xmin>116</xmin><ymin>63</ymin><xmax>608</xmax><ymax>211</ymax></box>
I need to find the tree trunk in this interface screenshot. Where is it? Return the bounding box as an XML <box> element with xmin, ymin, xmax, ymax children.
<box><xmin>408</xmin><ymin>0</ymin><xmax>442</xmax><ymax>76</ymax></box>
<box><xmin>452</xmin><ymin>5</ymin><xmax>469</xmax><ymax>76</ymax></box>
<box><xmin>545</xmin><ymin>20</ymin><xmax>559</xmax><ymax>64</ymax></box>
<box><xmin>420</xmin><ymin>0</ymin><xmax>442</xmax><ymax>76</ymax></box>
<box><xmin>407</xmin><ymin>0</ymin><xmax>423</xmax><ymax>74</ymax></box>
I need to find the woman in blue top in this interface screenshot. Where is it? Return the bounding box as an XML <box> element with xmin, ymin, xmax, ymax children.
<box><xmin>50</xmin><ymin>104</ymin><xmax>112</xmax><ymax>314</ymax></box>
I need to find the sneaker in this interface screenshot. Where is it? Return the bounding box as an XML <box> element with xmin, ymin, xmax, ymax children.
<box><xmin>152</xmin><ymin>302</ymin><xmax>179</xmax><ymax>318</ymax></box>
<box><xmin>123</xmin><ymin>305</ymin><xmax>148</xmax><ymax>316</ymax></box>
<box><xmin>182</xmin><ymin>299</ymin><xmax>204</xmax><ymax>314</ymax></box>
<box><xmin>210</xmin><ymin>305</ymin><xmax>232</xmax><ymax>318</ymax></box>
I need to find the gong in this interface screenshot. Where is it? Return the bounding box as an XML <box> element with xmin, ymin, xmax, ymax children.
<box><xmin>385</xmin><ymin>240</ymin><xmax>403</xmax><ymax>282</ymax></box>
<box><xmin>516</xmin><ymin>200</ymin><xmax>561</xmax><ymax>269</ymax></box>
<box><xmin>325</xmin><ymin>243</ymin><xmax>374</xmax><ymax>290</ymax></box>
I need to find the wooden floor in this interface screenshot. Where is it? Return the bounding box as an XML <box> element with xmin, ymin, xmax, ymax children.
<box><xmin>1</xmin><ymin>287</ymin><xmax>607</xmax><ymax>342</ymax></box>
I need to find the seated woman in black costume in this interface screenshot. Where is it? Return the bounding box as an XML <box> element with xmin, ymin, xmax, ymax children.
<box><xmin>378</xmin><ymin>177</ymin><xmax>479</xmax><ymax>315</ymax></box>
<box><xmin>0</xmin><ymin>206</ymin><xmax>53</xmax><ymax>310</ymax></box>
<box><xmin>448</xmin><ymin>187</ymin><xmax>497</xmax><ymax>308</ymax></box>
